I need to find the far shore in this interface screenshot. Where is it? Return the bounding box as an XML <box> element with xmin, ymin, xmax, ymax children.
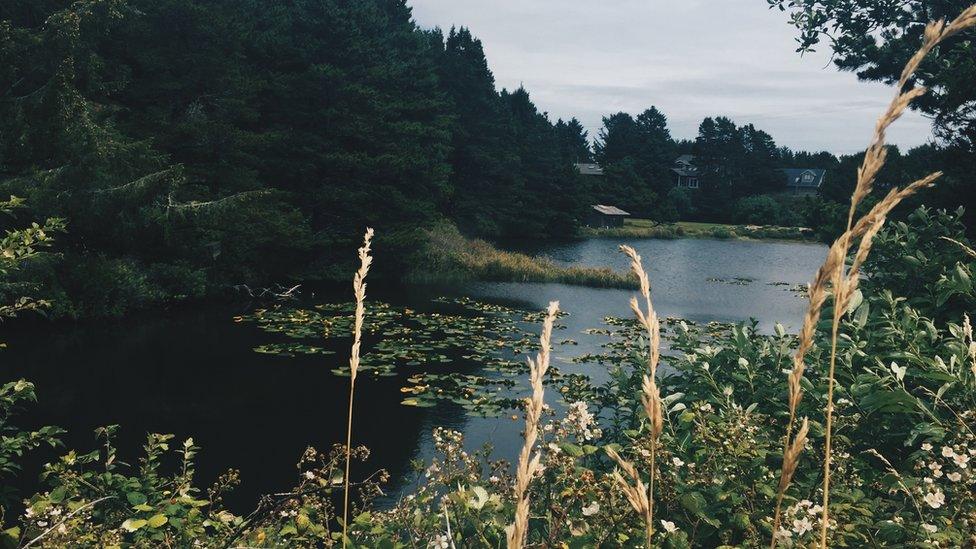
<box><xmin>581</xmin><ymin>218</ymin><xmax>819</xmax><ymax>243</ymax></box>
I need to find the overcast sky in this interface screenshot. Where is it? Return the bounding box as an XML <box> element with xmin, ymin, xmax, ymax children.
<box><xmin>409</xmin><ymin>0</ymin><xmax>934</xmax><ymax>155</ymax></box>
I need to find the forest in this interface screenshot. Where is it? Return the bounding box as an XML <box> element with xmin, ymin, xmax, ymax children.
<box><xmin>1</xmin><ymin>0</ymin><xmax>974</xmax><ymax>321</ymax></box>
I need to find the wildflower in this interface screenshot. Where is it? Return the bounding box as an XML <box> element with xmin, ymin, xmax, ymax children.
<box><xmin>304</xmin><ymin>470</ymin><xmax>315</xmax><ymax>480</ymax></box>
<box><xmin>890</xmin><ymin>362</ymin><xmax>906</xmax><ymax>381</ymax></box>
<box><xmin>922</xmin><ymin>523</ymin><xmax>937</xmax><ymax>533</ymax></box>
<box><xmin>672</xmin><ymin>457</ymin><xmax>684</xmax><ymax>467</ymax></box>
<box><xmin>428</xmin><ymin>534</ymin><xmax>450</xmax><ymax>549</ymax></box>
<box><xmin>921</xmin><ymin>442</ymin><xmax>933</xmax><ymax>452</ymax></box>
<box><xmin>660</xmin><ymin>520</ymin><xmax>677</xmax><ymax>533</ymax></box>
<box><xmin>923</xmin><ymin>490</ymin><xmax>945</xmax><ymax>509</ymax></box>
<box><xmin>923</xmin><ymin>477</ymin><xmax>933</xmax><ymax>484</ymax></box>
<box><xmin>581</xmin><ymin>502</ymin><xmax>600</xmax><ymax>516</ymax></box>
<box><xmin>722</xmin><ymin>386</ymin><xmax>733</xmax><ymax>396</ymax></box>
<box><xmin>792</xmin><ymin>517</ymin><xmax>813</xmax><ymax>535</ymax></box>
<box><xmin>941</xmin><ymin>446</ymin><xmax>955</xmax><ymax>458</ymax></box>
<box><xmin>953</xmin><ymin>453</ymin><xmax>970</xmax><ymax>469</ymax></box>
<box><xmin>947</xmin><ymin>472</ymin><xmax>962</xmax><ymax>482</ymax></box>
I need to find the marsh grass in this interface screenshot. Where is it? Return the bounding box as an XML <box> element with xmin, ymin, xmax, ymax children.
<box><xmin>506</xmin><ymin>301</ymin><xmax>559</xmax><ymax>549</ymax></box>
<box><xmin>342</xmin><ymin>228</ymin><xmax>373</xmax><ymax>548</ymax></box>
<box><xmin>413</xmin><ymin>224</ymin><xmax>637</xmax><ymax>289</ymax></box>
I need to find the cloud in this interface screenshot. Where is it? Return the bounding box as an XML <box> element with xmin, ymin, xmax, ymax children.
<box><xmin>409</xmin><ymin>0</ymin><xmax>933</xmax><ymax>154</ymax></box>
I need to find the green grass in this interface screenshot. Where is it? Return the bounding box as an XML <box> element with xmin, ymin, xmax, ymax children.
<box><xmin>408</xmin><ymin>224</ymin><xmax>637</xmax><ymax>289</ymax></box>
<box><xmin>583</xmin><ymin>219</ymin><xmax>816</xmax><ymax>242</ymax></box>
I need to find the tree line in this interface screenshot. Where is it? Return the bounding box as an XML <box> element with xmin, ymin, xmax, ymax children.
<box><xmin>0</xmin><ymin>0</ymin><xmax>972</xmax><ymax>318</ymax></box>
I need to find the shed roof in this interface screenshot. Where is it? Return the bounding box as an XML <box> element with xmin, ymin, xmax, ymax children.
<box><xmin>591</xmin><ymin>204</ymin><xmax>630</xmax><ymax>216</ymax></box>
<box><xmin>574</xmin><ymin>163</ymin><xmax>604</xmax><ymax>176</ymax></box>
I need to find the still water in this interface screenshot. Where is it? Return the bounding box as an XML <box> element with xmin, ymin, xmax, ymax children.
<box><xmin>3</xmin><ymin>237</ymin><xmax>824</xmax><ymax>511</ymax></box>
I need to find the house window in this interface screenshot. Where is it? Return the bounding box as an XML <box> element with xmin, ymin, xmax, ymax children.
<box><xmin>802</xmin><ymin>173</ymin><xmax>814</xmax><ymax>183</ymax></box>
<box><xmin>688</xmin><ymin>178</ymin><xmax>699</xmax><ymax>189</ymax></box>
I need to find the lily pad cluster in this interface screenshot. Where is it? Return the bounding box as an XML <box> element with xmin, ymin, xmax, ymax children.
<box><xmin>239</xmin><ymin>297</ymin><xmax>585</xmax><ymax>416</ymax></box>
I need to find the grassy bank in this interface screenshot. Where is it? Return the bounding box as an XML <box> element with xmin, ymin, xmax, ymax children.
<box><xmin>583</xmin><ymin>218</ymin><xmax>816</xmax><ymax>241</ymax></box>
<box><xmin>408</xmin><ymin>224</ymin><xmax>636</xmax><ymax>288</ymax></box>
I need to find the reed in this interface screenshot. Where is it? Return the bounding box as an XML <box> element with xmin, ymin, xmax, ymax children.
<box><xmin>767</xmin><ymin>6</ymin><xmax>976</xmax><ymax>547</ymax></box>
<box><xmin>342</xmin><ymin>228</ymin><xmax>374</xmax><ymax>548</ymax></box>
<box><xmin>608</xmin><ymin>245</ymin><xmax>664</xmax><ymax>547</ymax></box>
<box><xmin>506</xmin><ymin>300</ymin><xmax>559</xmax><ymax>549</ymax></box>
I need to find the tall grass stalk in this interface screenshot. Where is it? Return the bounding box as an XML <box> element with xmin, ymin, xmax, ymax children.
<box><xmin>506</xmin><ymin>300</ymin><xmax>559</xmax><ymax>549</ymax></box>
<box><xmin>609</xmin><ymin>245</ymin><xmax>664</xmax><ymax>548</ymax></box>
<box><xmin>766</xmin><ymin>6</ymin><xmax>976</xmax><ymax>547</ymax></box>
<box><xmin>342</xmin><ymin>228</ymin><xmax>374</xmax><ymax>548</ymax></box>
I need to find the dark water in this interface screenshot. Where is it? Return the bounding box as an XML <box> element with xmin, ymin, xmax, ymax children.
<box><xmin>2</xmin><ymin>237</ymin><xmax>825</xmax><ymax>511</ymax></box>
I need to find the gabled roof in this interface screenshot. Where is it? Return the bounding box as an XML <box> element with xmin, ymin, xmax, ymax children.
<box><xmin>672</xmin><ymin>155</ymin><xmax>699</xmax><ymax>177</ymax></box>
<box><xmin>591</xmin><ymin>204</ymin><xmax>630</xmax><ymax>216</ymax></box>
<box><xmin>782</xmin><ymin>168</ymin><xmax>826</xmax><ymax>188</ymax></box>
<box><xmin>574</xmin><ymin>163</ymin><xmax>604</xmax><ymax>176</ymax></box>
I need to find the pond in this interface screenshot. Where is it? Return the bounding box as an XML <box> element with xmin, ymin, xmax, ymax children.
<box><xmin>2</xmin><ymin>237</ymin><xmax>825</xmax><ymax>512</ymax></box>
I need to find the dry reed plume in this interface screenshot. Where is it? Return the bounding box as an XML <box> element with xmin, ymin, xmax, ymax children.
<box><xmin>608</xmin><ymin>245</ymin><xmax>665</xmax><ymax>548</ymax></box>
<box><xmin>342</xmin><ymin>227</ymin><xmax>374</xmax><ymax>548</ymax></box>
<box><xmin>769</xmin><ymin>5</ymin><xmax>976</xmax><ymax>548</ymax></box>
<box><xmin>506</xmin><ymin>300</ymin><xmax>559</xmax><ymax>549</ymax></box>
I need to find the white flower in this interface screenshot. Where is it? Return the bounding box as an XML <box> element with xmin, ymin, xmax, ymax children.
<box><xmin>792</xmin><ymin>517</ymin><xmax>814</xmax><ymax>535</ymax></box>
<box><xmin>890</xmin><ymin>362</ymin><xmax>906</xmax><ymax>381</ymax></box>
<box><xmin>953</xmin><ymin>453</ymin><xmax>970</xmax><ymax>469</ymax></box>
<box><xmin>947</xmin><ymin>472</ymin><xmax>962</xmax><ymax>482</ymax></box>
<box><xmin>922</xmin><ymin>523</ymin><xmax>938</xmax><ymax>533</ymax></box>
<box><xmin>923</xmin><ymin>477</ymin><xmax>934</xmax><ymax>484</ymax></box>
<box><xmin>924</xmin><ymin>489</ymin><xmax>946</xmax><ymax>509</ymax></box>
<box><xmin>428</xmin><ymin>534</ymin><xmax>450</xmax><ymax>549</ymax></box>
<box><xmin>722</xmin><ymin>386</ymin><xmax>733</xmax><ymax>397</ymax></box>
<box><xmin>581</xmin><ymin>501</ymin><xmax>600</xmax><ymax>516</ymax></box>
<box><xmin>921</xmin><ymin>442</ymin><xmax>933</xmax><ymax>452</ymax></box>
<box><xmin>672</xmin><ymin>457</ymin><xmax>684</xmax><ymax>467</ymax></box>
<box><xmin>660</xmin><ymin>520</ymin><xmax>677</xmax><ymax>533</ymax></box>
<box><xmin>808</xmin><ymin>504</ymin><xmax>823</xmax><ymax>516</ymax></box>
<box><xmin>942</xmin><ymin>446</ymin><xmax>956</xmax><ymax>458</ymax></box>
<box><xmin>304</xmin><ymin>470</ymin><xmax>315</xmax><ymax>480</ymax></box>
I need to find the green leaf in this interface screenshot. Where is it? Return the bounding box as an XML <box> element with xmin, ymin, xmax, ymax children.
<box><xmin>147</xmin><ymin>514</ymin><xmax>168</xmax><ymax>528</ymax></box>
<box><xmin>121</xmin><ymin>518</ymin><xmax>148</xmax><ymax>532</ymax></box>
<box><xmin>126</xmin><ymin>492</ymin><xmax>148</xmax><ymax>506</ymax></box>
<box><xmin>679</xmin><ymin>492</ymin><xmax>707</xmax><ymax>515</ymax></box>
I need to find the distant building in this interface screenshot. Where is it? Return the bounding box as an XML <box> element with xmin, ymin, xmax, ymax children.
<box><xmin>671</xmin><ymin>154</ymin><xmax>700</xmax><ymax>189</ymax></box>
<box><xmin>586</xmin><ymin>204</ymin><xmax>630</xmax><ymax>228</ymax></box>
<box><xmin>574</xmin><ymin>163</ymin><xmax>604</xmax><ymax>177</ymax></box>
<box><xmin>781</xmin><ymin>168</ymin><xmax>825</xmax><ymax>195</ymax></box>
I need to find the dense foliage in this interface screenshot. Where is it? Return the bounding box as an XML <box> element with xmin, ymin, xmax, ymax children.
<box><xmin>769</xmin><ymin>0</ymin><xmax>976</xmax><ymax>236</ymax></box>
<box><xmin>0</xmin><ymin>0</ymin><xmax>595</xmax><ymax>317</ymax></box>
<box><xmin>1</xmin><ymin>206</ymin><xmax>974</xmax><ymax>547</ymax></box>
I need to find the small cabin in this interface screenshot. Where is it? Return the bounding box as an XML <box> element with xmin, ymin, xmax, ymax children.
<box><xmin>586</xmin><ymin>204</ymin><xmax>630</xmax><ymax>228</ymax></box>
<box><xmin>574</xmin><ymin>163</ymin><xmax>605</xmax><ymax>177</ymax></box>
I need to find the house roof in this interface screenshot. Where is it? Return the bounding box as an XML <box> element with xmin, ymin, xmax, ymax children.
<box><xmin>591</xmin><ymin>204</ymin><xmax>630</xmax><ymax>216</ymax></box>
<box><xmin>782</xmin><ymin>168</ymin><xmax>826</xmax><ymax>188</ymax></box>
<box><xmin>672</xmin><ymin>155</ymin><xmax>699</xmax><ymax>177</ymax></box>
<box><xmin>574</xmin><ymin>163</ymin><xmax>604</xmax><ymax>176</ymax></box>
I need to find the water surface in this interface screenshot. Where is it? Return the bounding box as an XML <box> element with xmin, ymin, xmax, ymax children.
<box><xmin>3</xmin><ymin>237</ymin><xmax>825</xmax><ymax>510</ymax></box>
